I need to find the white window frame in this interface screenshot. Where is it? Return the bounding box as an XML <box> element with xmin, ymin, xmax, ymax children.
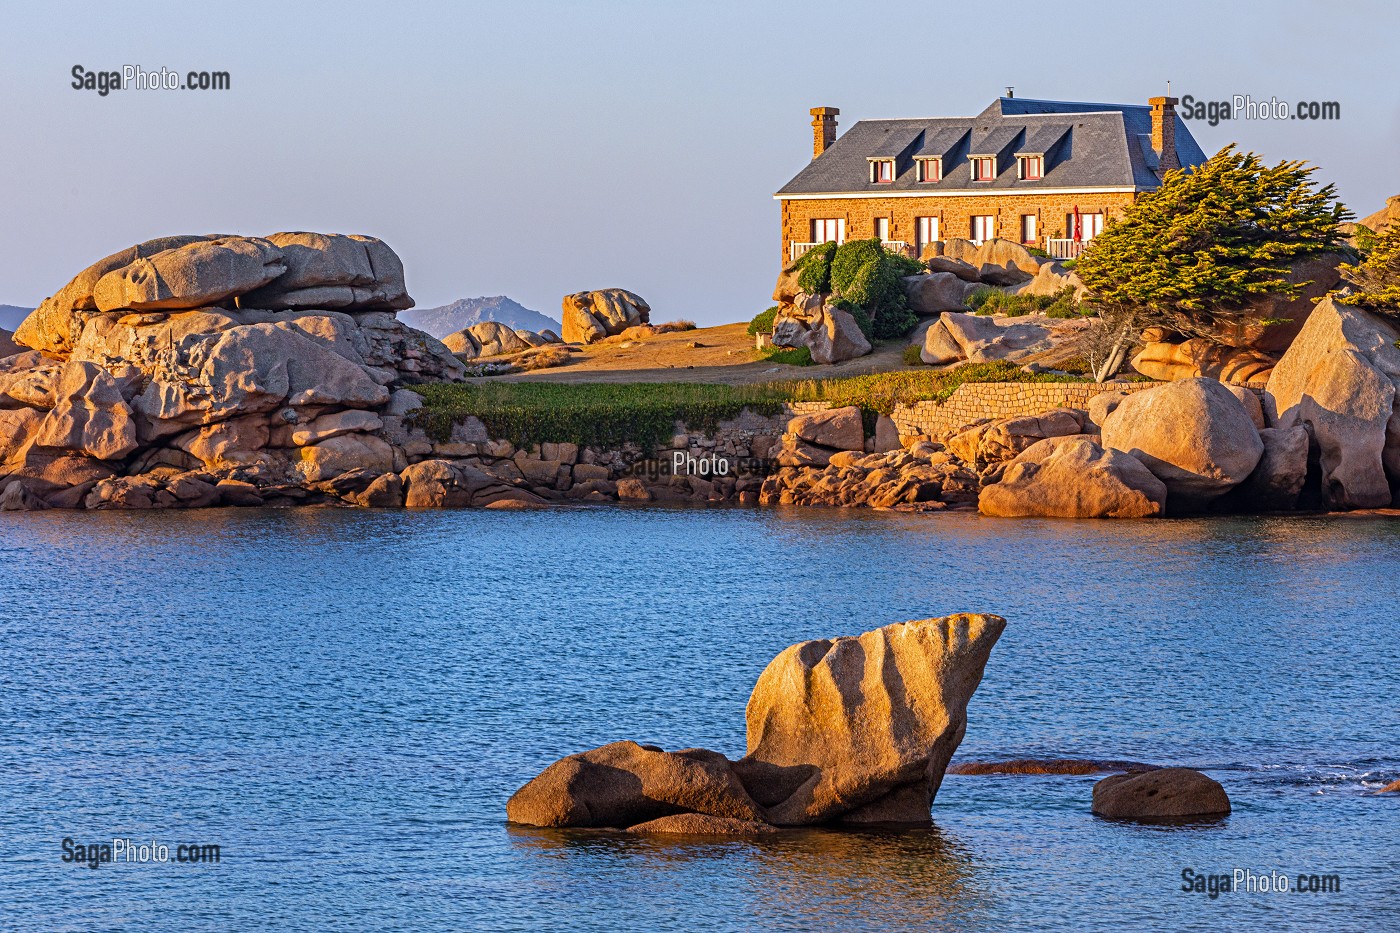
<box><xmin>869</xmin><ymin>159</ymin><xmax>895</xmax><ymax>183</ymax></box>
<box><xmin>873</xmin><ymin>217</ymin><xmax>890</xmax><ymax>242</ymax></box>
<box><xmin>970</xmin><ymin>215</ymin><xmax>995</xmax><ymax>242</ymax></box>
<box><xmin>1018</xmin><ymin>156</ymin><xmax>1043</xmax><ymax>180</ymax></box>
<box><xmin>812</xmin><ymin>218</ymin><xmax>846</xmax><ymax>245</ymax></box>
<box><xmin>917</xmin><ymin>158</ymin><xmax>942</xmax><ymax>183</ymax></box>
<box><xmin>916</xmin><ymin>216</ymin><xmax>939</xmax><ymax>250</ymax></box>
<box><xmin>971</xmin><ymin>157</ymin><xmax>996</xmax><ymax>181</ymax></box>
<box><xmin>1020</xmin><ymin>213</ymin><xmax>1037</xmax><ymax>244</ymax></box>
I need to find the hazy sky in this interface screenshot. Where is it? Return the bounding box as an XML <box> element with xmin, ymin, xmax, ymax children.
<box><xmin>2</xmin><ymin>1</ymin><xmax>1397</xmax><ymax>325</ymax></box>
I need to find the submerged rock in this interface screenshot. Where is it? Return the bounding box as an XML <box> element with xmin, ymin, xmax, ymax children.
<box><xmin>626</xmin><ymin>813</ymin><xmax>776</xmax><ymax>836</ymax></box>
<box><xmin>949</xmin><ymin>759</ymin><xmax>1159</xmax><ymax>776</ymax></box>
<box><xmin>1092</xmin><ymin>768</ymin><xmax>1230</xmax><ymax>821</ymax></box>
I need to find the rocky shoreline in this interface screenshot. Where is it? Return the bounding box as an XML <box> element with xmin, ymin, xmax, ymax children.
<box><xmin>3</xmin><ymin>234</ymin><xmax>1399</xmax><ymax>517</ymax></box>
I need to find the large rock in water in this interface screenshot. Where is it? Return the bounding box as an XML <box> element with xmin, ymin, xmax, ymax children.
<box><xmin>978</xmin><ymin>435</ymin><xmax>1167</xmax><ymax>519</ymax></box>
<box><xmin>506</xmin><ymin>741</ymin><xmax>764</xmax><ymax>828</ymax></box>
<box><xmin>1264</xmin><ymin>296</ymin><xmax>1400</xmax><ymax>509</ymax></box>
<box><xmin>1101</xmin><ymin>377</ymin><xmax>1264</xmax><ymax>509</ymax></box>
<box><xmin>737</xmin><ymin>613</ymin><xmax>1006</xmax><ymax>826</ymax></box>
<box><xmin>561</xmin><ymin>289</ymin><xmax>650</xmax><ymax>344</ymax></box>
<box><xmin>1092</xmin><ymin>768</ymin><xmax>1230</xmax><ymax>821</ymax></box>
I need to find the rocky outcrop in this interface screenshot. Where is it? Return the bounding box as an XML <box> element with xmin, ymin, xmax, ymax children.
<box><xmin>1091</xmin><ymin>768</ymin><xmax>1231</xmax><ymax>821</ymax></box>
<box><xmin>442</xmin><ymin>320</ymin><xmax>561</xmax><ymax>359</ymax></box>
<box><xmin>902</xmin><ymin>272</ymin><xmax>979</xmax><ymax>315</ymax></box>
<box><xmin>1014</xmin><ymin>261</ymin><xmax>1087</xmax><ymax>300</ymax></box>
<box><xmin>761</xmin><ymin>442</ymin><xmax>980</xmax><ymax>509</ymax></box>
<box><xmin>1236</xmin><ymin>425</ymin><xmax>1310</xmax><ymax>511</ymax></box>
<box><xmin>1101</xmin><ymin>377</ymin><xmax>1264</xmax><ymax>509</ymax></box>
<box><xmin>507</xmin><ymin>614</ymin><xmax>1006</xmax><ymax>830</ymax></box>
<box><xmin>978</xmin><ymin>435</ymin><xmax>1168</xmax><ymax>519</ymax></box>
<box><xmin>920</xmin><ymin>312</ymin><xmax>1088</xmax><ymax>367</ymax></box>
<box><xmin>0</xmin><ymin>234</ymin><xmax>466</xmax><ymax>510</ymax></box>
<box><xmin>1131</xmin><ymin>339</ymin><xmax>1277</xmax><ymax>384</ymax></box>
<box><xmin>939</xmin><ymin>238</ymin><xmax>1041</xmax><ymax>285</ymax></box>
<box><xmin>739</xmin><ymin>614</ymin><xmax>1006</xmax><ymax>825</ymax></box>
<box><xmin>1264</xmin><ymin>296</ymin><xmax>1400</xmax><ymax>509</ymax></box>
<box><xmin>561</xmin><ymin>289</ymin><xmax>650</xmax><ymax>344</ymax></box>
<box><xmin>945</xmin><ymin>409</ymin><xmax>1086</xmax><ymax>479</ymax></box>
<box><xmin>771</xmin><ymin>298</ymin><xmax>871</xmax><ymax>364</ymax></box>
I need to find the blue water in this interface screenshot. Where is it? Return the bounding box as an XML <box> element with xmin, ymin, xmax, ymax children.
<box><xmin>1</xmin><ymin>507</ymin><xmax>1397</xmax><ymax>931</ymax></box>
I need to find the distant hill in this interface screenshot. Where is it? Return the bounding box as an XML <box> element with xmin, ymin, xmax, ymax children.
<box><xmin>400</xmin><ymin>296</ymin><xmax>560</xmax><ymax>339</ymax></box>
<box><xmin>0</xmin><ymin>305</ymin><xmax>32</xmax><ymax>331</ymax></box>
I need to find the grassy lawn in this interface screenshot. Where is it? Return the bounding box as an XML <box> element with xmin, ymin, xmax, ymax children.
<box><xmin>408</xmin><ymin>361</ymin><xmax>1089</xmax><ymax>450</ymax></box>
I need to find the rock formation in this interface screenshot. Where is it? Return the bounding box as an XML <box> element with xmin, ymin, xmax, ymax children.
<box><xmin>1130</xmin><ymin>339</ymin><xmax>1277</xmax><ymax>384</ymax></box>
<box><xmin>507</xmin><ymin>613</ymin><xmax>1006</xmax><ymax>832</ymax></box>
<box><xmin>978</xmin><ymin>435</ymin><xmax>1168</xmax><ymax>519</ymax></box>
<box><xmin>770</xmin><ymin>296</ymin><xmax>870</xmax><ymax>364</ymax></box>
<box><xmin>1100</xmin><ymin>377</ymin><xmax>1264</xmax><ymax>509</ymax></box>
<box><xmin>441</xmin><ymin>320</ymin><xmax>561</xmax><ymax>359</ymax></box>
<box><xmin>561</xmin><ymin>289</ymin><xmax>650</xmax><ymax>344</ymax></box>
<box><xmin>920</xmin><ymin>312</ymin><xmax>1089</xmax><ymax>367</ymax></box>
<box><xmin>0</xmin><ymin>233</ymin><xmax>465</xmax><ymax>509</ymax></box>
<box><xmin>1091</xmin><ymin>768</ymin><xmax>1231</xmax><ymax>821</ymax></box>
<box><xmin>1264</xmin><ymin>296</ymin><xmax>1400</xmax><ymax>510</ymax></box>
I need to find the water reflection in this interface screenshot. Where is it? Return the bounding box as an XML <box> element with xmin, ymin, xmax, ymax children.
<box><xmin>509</xmin><ymin>822</ymin><xmax>989</xmax><ymax>929</ymax></box>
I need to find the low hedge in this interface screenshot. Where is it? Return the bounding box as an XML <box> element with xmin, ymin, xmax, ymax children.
<box><xmin>408</xmin><ymin>361</ymin><xmax>1088</xmax><ymax>450</ymax></box>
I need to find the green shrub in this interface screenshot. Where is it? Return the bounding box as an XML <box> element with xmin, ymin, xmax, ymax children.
<box><xmin>970</xmin><ymin>286</ymin><xmax>1085</xmax><ymax>319</ymax></box>
<box><xmin>795</xmin><ymin>242</ymin><xmax>837</xmax><ymax>294</ymax></box>
<box><xmin>747</xmin><ymin>306</ymin><xmax>779</xmax><ymax>336</ymax></box>
<box><xmin>902</xmin><ymin>344</ymin><xmax>925</xmax><ymax>366</ymax></box>
<box><xmin>1340</xmin><ymin>220</ymin><xmax>1400</xmax><ymax>317</ymax></box>
<box><xmin>758</xmin><ymin>345</ymin><xmax>814</xmax><ymax>366</ymax></box>
<box><xmin>828</xmin><ymin>239</ymin><xmax>923</xmax><ymax>340</ymax></box>
<box><xmin>655</xmin><ymin>319</ymin><xmax>697</xmax><ymax>333</ymax></box>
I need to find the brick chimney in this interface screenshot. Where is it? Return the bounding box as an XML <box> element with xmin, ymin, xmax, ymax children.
<box><xmin>810</xmin><ymin>106</ymin><xmax>839</xmax><ymax>159</ymax></box>
<box><xmin>1149</xmin><ymin>96</ymin><xmax>1180</xmax><ymax>174</ymax></box>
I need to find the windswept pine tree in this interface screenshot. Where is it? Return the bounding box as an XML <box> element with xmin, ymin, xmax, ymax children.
<box><xmin>1340</xmin><ymin>220</ymin><xmax>1400</xmax><ymax>316</ymax></box>
<box><xmin>1074</xmin><ymin>145</ymin><xmax>1350</xmax><ymax>379</ymax></box>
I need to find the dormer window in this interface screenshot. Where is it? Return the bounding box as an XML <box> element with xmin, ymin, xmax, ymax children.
<box><xmin>971</xmin><ymin>156</ymin><xmax>996</xmax><ymax>181</ymax></box>
<box><xmin>1018</xmin><ymin>156</ymin><xmax>1043</xmax><ymax>180</ymax></box>
<box><xmin>869</xmin><ymin>159</ymin><xmax>895</xmax><ymax>183</ymax></box>
<box><xmin>917</xmin><ymin>158</ymin><xmax>942</xmax><ymax>183</ymax></box>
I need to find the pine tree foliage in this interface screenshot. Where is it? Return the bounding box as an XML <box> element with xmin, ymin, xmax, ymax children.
<box><xmin>1339</xmin><ymin>221</ymin><xmax>1400</xmax><ymax>317</ymax></box>
<box><xmin>1076</xmin><ymin>145</ymin><xmax>1349</xmax><ymax>339</ymax></box>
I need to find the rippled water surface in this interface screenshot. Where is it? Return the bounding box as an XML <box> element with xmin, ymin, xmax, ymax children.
<box><xmin>1</xmin><ymin>506</ymin><xmax>1397</xmax><ymax>931</ymax></box>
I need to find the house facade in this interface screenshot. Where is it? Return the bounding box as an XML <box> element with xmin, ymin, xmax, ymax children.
<box><xmin>775</xmin><ymin>95</ymin><xmax>1207</xmax><ymax>263</ymax></box>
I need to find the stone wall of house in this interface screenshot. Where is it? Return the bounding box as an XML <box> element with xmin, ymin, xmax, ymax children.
<box><xmin>779</xmin><ymin>191</ymin><xmax>1138</xmax><ymax>262</ymax></box>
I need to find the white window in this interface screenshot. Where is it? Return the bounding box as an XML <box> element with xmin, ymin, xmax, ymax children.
<box><xmin>917</xmin><ymin>158</ymin><xmax>941</xmax><ymax>182</ymax></box>
<box><xmin>874</xmin><ymin>217</ymin><xmax>890</xmax><ymax>242</ymax></box>
<box><xmin>971</xmin><ymin>215</ymin><xmax>995</xmax><ymax>242</ymax></box>
<box><xmin>971</xmin><ymin>157</ymin><xmax>995</xmax><ymax>181</ymax></box>
<box><xmin>1020</xmin><ymin>214</ymin><xmax>1037</xmax><ymax>244</ymax></box>
<box><xmin>1018</xmin><ymin>156</ymin><xmax>1043</xmax><ymax>180</ymax></box>
<box><xmin>870</xmin><ymin>159</ymin><xmax>894</xmax><ymax>183</ymax></box>
<box><xmin>916</xmin><ymin>216</ymin><xmax>939</xmax><ymax>251</ymax></box>
<box><xmin>812</xmin><ymin>218</ymin><xmax>846</xmax><ymax>244</ymax></box>
<box><xmin>1066</xmin><ymin>212</ymin><xmax>1104</xmax><ymax>242</ymax></box>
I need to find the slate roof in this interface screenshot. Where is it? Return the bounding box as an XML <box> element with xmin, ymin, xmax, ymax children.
<box><xmin>776</xmin><ymin>97</ymin><xmax>1208</xmax><ymax>196</ymax></box>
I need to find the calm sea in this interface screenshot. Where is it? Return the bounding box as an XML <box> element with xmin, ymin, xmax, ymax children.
<box><xmin>1</xmin><ymin>507</ymin><xmax>1396</xmax><ymax>931</ymax></box>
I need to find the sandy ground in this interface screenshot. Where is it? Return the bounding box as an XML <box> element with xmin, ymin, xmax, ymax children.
<box><xmin>492</xmin><ymin>322</ymin><xmax>921</xmax><ymax>385</ymax></box>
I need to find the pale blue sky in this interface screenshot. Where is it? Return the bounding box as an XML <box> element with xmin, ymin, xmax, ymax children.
<box><xmin>2</xmin><ymin>0</ymin><xmax>1397</xmax><ymax>325</ymax></box>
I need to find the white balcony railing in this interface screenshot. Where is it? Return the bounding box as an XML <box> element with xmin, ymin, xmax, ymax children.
<box><xmin>790</xmin><ymin>239</ymin><xmax>908</xmax><ymax>261</ymax></box>
<box><xmin>1044</xmin><ymin>238</ymin><xmax>1085</xmax><ymax>260</ymax></box>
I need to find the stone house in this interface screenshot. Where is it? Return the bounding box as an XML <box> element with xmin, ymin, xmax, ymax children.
<box><xmin>775</xmin><ymin>95</ymin><xmax>1207</xmax><ymax>263</ymax></box>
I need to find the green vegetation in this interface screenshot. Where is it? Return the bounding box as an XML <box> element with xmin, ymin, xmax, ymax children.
<box><xmin>1339</xmin><ymin>221</ymin><xmax>1400</xmax><ymax>317</ymax></box>
<box><xmin>758</xmin><ymin>345</ymin><xmax>814</xmax><ymax>366</ymax></box>
<box><xmin>901</xmin><ymin>344</ymin><xmax>925</xmax><ymax>366</ymax></box>
<box><xmin>969</xmin><ymin>286</ymin><xmax>1086</xmax><ymax>319</ymax></box>
<box><xmin>1074</xmin><ymin>144</ymin><xmax>1350</xmax><ymax>379</ymax></box>
<box><xmin>747</xmin><ymin>306</ymin><xmax>780</xmax><ymax>336</ymax></box>
<box><xmin>408</xmin><ymin>361</ymin><xmax>1087</xmax><ymax>449</ymax></box>
<box><xmin>793</xmin><ymin>238</ymin><xmax>923</xmax><ymax>339</ymax></box>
